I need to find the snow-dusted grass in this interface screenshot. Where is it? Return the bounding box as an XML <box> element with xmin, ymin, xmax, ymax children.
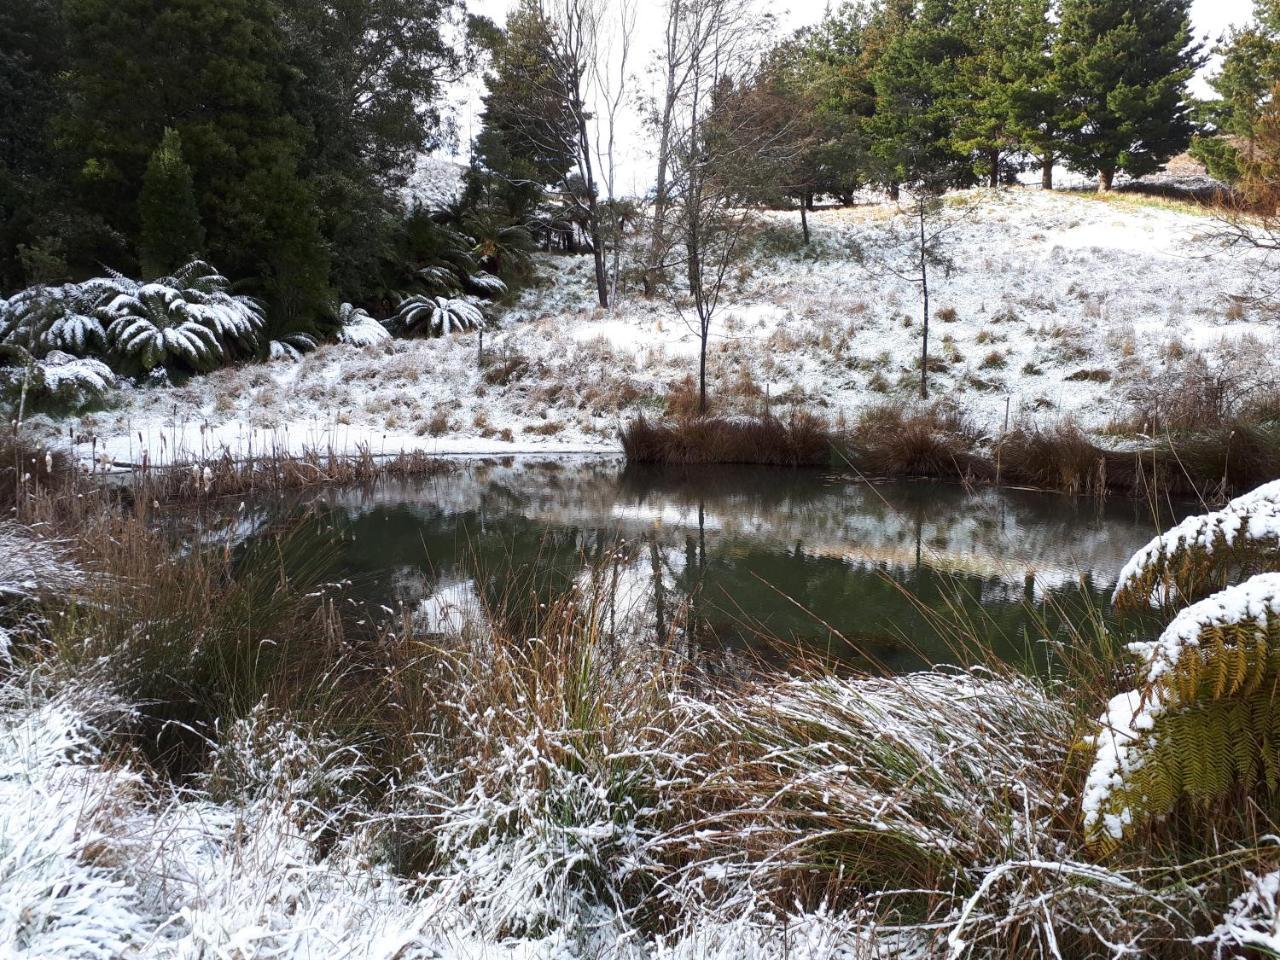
<box><xmin>36</xmin><ymin>187</ymin><xmax>1277</xmax><ymax>467</ymax></box>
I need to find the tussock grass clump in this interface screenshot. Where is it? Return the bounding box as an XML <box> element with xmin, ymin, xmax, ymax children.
<box><xmin>999</xmin><ymin>422</ymin><xmax>1110</xmax><ymax>496</ymax></box>
<box><xmin>848</xmin><ymin>403</ymin><xmax>990</xmax><ymax>482</ymax></box>
<box><xmin>128</xmin><ymin>444</ymin><xmax>450</xmax><ymax>503</ymax></box>
<box><xmin>620</xmin><ymin>413</ymin><xmax>832</xmax><ymax>467</ymax></box>
<box><xmin>42</xmin><ymin>515</ymin><xmax>349</xmax><ymax>776</ymax></box>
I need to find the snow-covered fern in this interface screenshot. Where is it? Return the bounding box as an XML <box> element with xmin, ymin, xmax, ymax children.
<box><xmin>390</xmin><ymin>295</ymin><xmax>485</xmax><ymax>338</ymax></box>
<box><xmin>1086</xmin><ymin>482</ymin><xmax>1280</xmax><ymax>850</ymax></box>
<box><xmin>334</xmin><ymin>303</ymin><xmax>389</xmax><ymax>348</ymax></box>
<box><xmin>1113</xmin><ymin>480</ymin><xmax>1280</xmax><ymax>613</ymax></box>
<box><xmin>97</xmin><ymin>261</ymin><xmax>263</xmax><ymax>374</ymax></box>
<box><xmin>0</xmin><ymin>281</ymin><xmax>114</xmax><ymax>358</ymax></box>
<box><xmin>467</xmin><ymin>272</ymin><xmax>507</xmax><ymax>297</ymax></box>
<box><xmin>268</xmin><ymin>333</ymin><xmax>319</xmax><ymax>363</ymax></box>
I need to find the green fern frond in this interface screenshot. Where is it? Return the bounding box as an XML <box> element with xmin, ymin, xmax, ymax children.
<box><xmin>1084</xmin><ymin>573</ymin><xmax>1280</xmax><ymax>850</ymax></box>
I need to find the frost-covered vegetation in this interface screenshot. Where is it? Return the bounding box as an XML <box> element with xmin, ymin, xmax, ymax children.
<box><xmin>3</xmin><ymin>457</ymin><xmax>1280</xmax><ymax>958</ymax></box>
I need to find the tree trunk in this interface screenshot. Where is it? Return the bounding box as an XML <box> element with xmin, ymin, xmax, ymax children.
<box><xmin>799</xmin><ymin>198</ymin><xmax>810</xmax><ymax>246</ymax></box>
<box><xmin>919</xmin><ymin>202</ymin><xmax>929</xmax><ymax>401</ymax></box>
<box><xmin>1098</xmin><ymin>166</ymin><xmax>1115</xmax><ymax>192</ymax></box>
<box><xmin>1041</xmin><ymin>153</ymin><xmax>1054</xmax><ymax>190</ymax></box>
<box><xmin>988</xmin><ymin>149</ymin><xmax>1000</xmax><ymax>188</ymax></box>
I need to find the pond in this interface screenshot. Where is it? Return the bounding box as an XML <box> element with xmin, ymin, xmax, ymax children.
<box><xmin>200</xmin><ymin>456</ymin><xmax>1190</xmax><ymax>672</ymax></box>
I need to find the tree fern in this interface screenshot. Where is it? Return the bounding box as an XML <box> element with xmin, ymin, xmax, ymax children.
<box><xmin>0</xmin><ymin>282</ymin><xmax>114</xmax><ymax>358</ymax></box>
<box><xmin>97</xmin><ymin>260</ymin><xmax>264</xmax><ymax>374</ymax></box>
<box><xmin>334</xmin><ymin>303</ymin><xmax>389</xmax><ymax>348</ymax></box>
<box><xmin>390</xmin><ymin>295</ymin><xmax>485</xmax><ymax>338</ymax></box>
<box><xmin>1084</xmin><ymin>575</ymin><xmax>1280</xmax><ymax>849</ymax></box>
<box><xmin>1113</xmin><ymin>481</ymin><xmax>1280</xmax><ymax>614</ymax></box>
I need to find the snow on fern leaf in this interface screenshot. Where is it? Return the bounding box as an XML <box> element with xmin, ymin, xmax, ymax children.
<box><xmin>468</xmin><ymin>272</ymin><xmax>507</xmax><ymax>297</ymax></box>
<box><xmin>268</xmin><ymin>333</ymin><xmax>318</xmax><ymax>363</ymax></box>
<box><xmin>0</xmin><ymin>284</ymin><xmax>108</xmax><ymax>358</ymax></box>
<box><xmin>390</xmin><ymin>295</ymin><xmax>485</xmax><ymax>338</ymax></box>
<box><xmin>334</xmin><ymin>303</ymin><xmax>389</xmax><ymax>348</ymax></box>
<box><xmin>1113</xmin><ymin>480</ymin><xmax>1280</xmax><ymax>613</ymax></box>
<box><xmin>97</xmin><ymin>261</ymin><xmax>263</xmax><ymax>374</ymax></box>
<box><xmin>1083</xmin><ymin>573</ymin><xmax>1280</xmax><ymax>847</ymax></box>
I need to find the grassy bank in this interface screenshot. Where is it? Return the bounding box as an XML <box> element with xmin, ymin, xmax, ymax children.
<box><xmin>621</xmin><ymin>406</ymin><xmax>1280</xmax><ymax>501</ymax></box>
<box><xmin>3</xmin><ymin>462</ymin><xmax>1280</xmax><ymax>957</ymax></box>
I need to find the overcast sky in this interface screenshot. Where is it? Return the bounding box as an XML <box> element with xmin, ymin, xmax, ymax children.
<box><xmin>444</xmin><ymin>0</ymin><xmax>1259</xmax><ymax>192</ymax></box>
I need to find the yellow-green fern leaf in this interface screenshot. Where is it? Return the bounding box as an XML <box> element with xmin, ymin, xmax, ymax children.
<box><xmin>1113</xmin><ymin>481</ymin><xmax>1280</xmax><ymax>614</ymax></box>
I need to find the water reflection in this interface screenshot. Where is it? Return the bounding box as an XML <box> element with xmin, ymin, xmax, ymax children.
<box><xmin>199</xmin><ymin>457</ymin><xmax>1189</xmax><ymax>672</ymax></box>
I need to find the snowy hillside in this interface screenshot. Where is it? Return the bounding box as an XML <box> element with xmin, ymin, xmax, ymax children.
<box><xmin>53</xmin><ymin>188</ymin><xmax>1277</xmax><ymax>466</ymax></box>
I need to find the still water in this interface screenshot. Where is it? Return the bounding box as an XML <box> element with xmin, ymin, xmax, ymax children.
<box><xmin>207</xmin><ymin>456</ymin><xmax>1187</xmax><ymax>672</ymax></box>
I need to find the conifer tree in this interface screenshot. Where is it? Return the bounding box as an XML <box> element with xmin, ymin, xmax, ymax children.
<box><xmin>952</xmin><ymin>0</ymin><xmax>1054</xmax><ymax>187</ymax></box>
<box><xmin>1191</xmin><ymin>0</ymin><xmax>1280</xmax><ymax>184</ymax></box>
<box><xmin>138</xmin><ymin>129</ymin><xmax>204</xmax><ymax>279</ymax></box>
<box><xmin>866</xmin><ymin>0</ymin><xmax>974</xmax><ymax>194</ymax></box>
<box><xmin>1054</xmin><ymin>0</ymin><xmax>1201</xmax><ymax>191</ymax></box>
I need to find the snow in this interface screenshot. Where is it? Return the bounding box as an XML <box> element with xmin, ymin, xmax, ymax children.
<box><xmin>0</xmin><ymin>523</ymin><xmax>78</xmax><ymax>602</ymax></box>
<box><xmin>26</xmin><ymin>187</ymin><xmax>1275</xmax><ymax>470</ymax></box>
<box><xmin>1201</xmin><ymin>868</ymin><xmax>1280</xmax><ymax>957</ymax></box>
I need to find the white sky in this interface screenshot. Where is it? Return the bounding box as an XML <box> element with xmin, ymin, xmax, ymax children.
<box><xmin>444</xmin><ymin>0</ymin><xmax>1258</xmax><ymax>192</ymax></box>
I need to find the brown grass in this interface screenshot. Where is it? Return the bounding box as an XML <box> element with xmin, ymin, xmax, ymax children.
<box><xmin>620</xmin><ymin>413</ymin><xmax>832</xmax><ymax>466</ymax></box>
<box><xmin>845</xmin><ymin>404</ymin><xmax>992</xmax><ymax>482</ymax></box>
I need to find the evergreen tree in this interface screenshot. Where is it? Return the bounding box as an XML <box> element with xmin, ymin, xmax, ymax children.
<box><xmin>951</xmin><ymin>0</ymin><xmax>1055</xmax><ymax>187</ymax></box>
<box><xmin>138</xmin><ymin>129</ymin><xmax>204</xmax><ymax>278</ymax></box>
<box><xmin>0</xmin><ymin>0</ymin><xmax>69</xmax><ymax>288</ymax></box>
<box><xmin>1191</xmin><ymin>0</ymin><xmax>1280</xmax><ymax>183</ymax></box>
<box><xmin>473</xmin><ymin>0</ymin><xmax>577</xmax><ymax>224</ymax></box>
<box><xmin>1054</xmin><ymin>0</ymin><xmax>1201</xmax><ymax>191</ymax></box>
<box><xmin>275</xmin><ymin>0</ymin><xmax>464</xmax><ymax>304</ymax></box>
<box><xmin>58</xmin><ymin>0</ymin><xmax>331</xmax><ymax>326</ymax></box>
<box><xmin>866</xmin><ymin>0</ymin><xmax>975</xmax><ymax>194</ymax></box>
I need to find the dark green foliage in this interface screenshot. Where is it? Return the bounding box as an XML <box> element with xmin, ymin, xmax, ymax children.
<box><xmin>472</xmin><ymin>0</ymin><xmax>576</xmax><ymax>223</ymax></box>
<box><xmin>138</xmin><ymin>129</ymin><xmax>205</xmax><ymax>279</ymax></box>
<box><xmin>866</xmin><ymin>0</ymin><xmax>976</xmax><ymax>191</ymax></box>
<box><xmin>952</xmin><ymin>0</ymin><xmax>1056</xmax><ymax>186</ymax></box>
<box><xmin>1191</xmin><ymin>0</ymin><xmax>1280</xmax><ymax>183</ymax></box>
<box><xmin>1054</xmin><ymin>0</ymin><xmax>1201</xmax><ymax>188</ymax></box>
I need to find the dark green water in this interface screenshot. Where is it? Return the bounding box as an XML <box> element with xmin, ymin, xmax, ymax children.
<box><xmin>205</xmin><ymin>456</ymin><xmax>1189</xmax><ymax>672</ymax></box>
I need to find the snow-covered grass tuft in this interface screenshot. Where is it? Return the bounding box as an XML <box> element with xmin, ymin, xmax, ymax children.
<box><xmin>0</xmin><ymin>521</ymin><xmax>78</xmax><ymax>602</ymax></box>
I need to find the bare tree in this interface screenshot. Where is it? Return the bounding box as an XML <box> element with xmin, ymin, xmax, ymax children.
<box><xmin>660</xmin><ymin>0</ymin><xmax>788</xmax><ymax>414</ymax></box>
<box><xmin>855</xmin><ymin>179</ymin><xmax>976</xmax><ymax>401</ymax></box>
<box><xmin>589</xmin><ymin>0</ymin><xmax>637</xmax><ymax>307</ymax></box>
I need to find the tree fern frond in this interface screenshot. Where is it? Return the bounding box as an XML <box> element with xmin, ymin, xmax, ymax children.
<box><xmin>1084</xmin><ymin>573</ymin><xmax>1280</xmax><ymax>850</ymax></box>
<box><xmin>1114</xmin><ymin>481</ymin><xmax>1280</xmax><ymax>614</ymax></box>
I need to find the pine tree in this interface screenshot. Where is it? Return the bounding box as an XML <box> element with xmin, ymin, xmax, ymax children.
<box><xmin>138</xmin><ymin>129</ymin><xmax>204</xmax><ymax>279</ymax></box>
<box><xmin>866</xmin><ymin>0</ymin><xmax>975</xmax><ymax>194</ymax></box>
<box><xmin>951</xmin><ymin>0</ymin><xmax>1054</xmax><ymax>188</ymax></box>
<box><xmin>1054</xmin><ymin>0</ymin><xmax>1201</xmax><ymax>191</ymax></box>
<box><xmin>1191</xmin><ymin>0</ymin><xmax>1280</xmax><ymax>184</ymax></box>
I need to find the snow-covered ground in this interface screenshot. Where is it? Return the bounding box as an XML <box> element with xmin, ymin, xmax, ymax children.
<box><xmin>43</xmin><ymin>187</ymin><xmax>1278</xmax><ymax>466</ymax></box>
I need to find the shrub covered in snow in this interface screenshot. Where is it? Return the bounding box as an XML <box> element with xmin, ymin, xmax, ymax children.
<box><xmin>1</xmin><ymin>351</ymin><xmax>117</xmax><ymax>414</ymax></box>
<box><xmin>334</xmin><ymin>303</ymin><xmax>390</xmax><ymax>348</ymax></box>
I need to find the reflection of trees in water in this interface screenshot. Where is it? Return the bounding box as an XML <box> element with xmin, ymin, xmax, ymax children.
<box><xmin>191</xmin><ymin>458</ymin><xmax>1186</xmax><ymax>670</ymax></box>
